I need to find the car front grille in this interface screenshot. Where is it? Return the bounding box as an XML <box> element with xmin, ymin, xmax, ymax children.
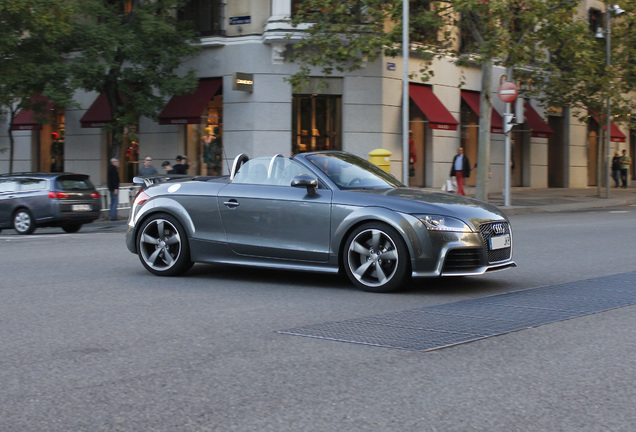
<box><xmin>479</xmin><ymin>222</ymin><xmax>512</xmax><ymax>263</ymax></box>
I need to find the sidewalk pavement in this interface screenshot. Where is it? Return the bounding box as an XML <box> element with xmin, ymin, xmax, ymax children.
<box><xmin>468</xmin><ymin>185</ymin><xmax>636</xmax><ymax>216</ymax></box>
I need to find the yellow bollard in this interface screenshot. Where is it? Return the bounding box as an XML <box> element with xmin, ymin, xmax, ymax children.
<box><xmin>368</xmin><ymin>149</ymin><xmax>392</xmax><ymax>173</ymax></box>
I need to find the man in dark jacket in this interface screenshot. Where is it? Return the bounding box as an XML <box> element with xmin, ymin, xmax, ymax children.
<box><xmin>450</xmin><ymin>147</ymin><xmax>471</xmax><ymax>195</ymax></box>
<box><xmin>107</xmin><ymin>158</ymin><xmax>120</xmax><ymax>221</ymax></box>
<box><xmin>173</xmin><ymin>155</ymin><xmax>189</xmax><ymax>174</ymax></box>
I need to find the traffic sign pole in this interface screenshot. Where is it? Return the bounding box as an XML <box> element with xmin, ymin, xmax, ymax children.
<box><xmin>504</xmin><ymin>102</ymin><xmax>511</xmax><ymax>207</ymax></box>
<box><xmin>498</xmin><ymin>81</ymin><xmax>518</xmax><ymax>207</ymax></box>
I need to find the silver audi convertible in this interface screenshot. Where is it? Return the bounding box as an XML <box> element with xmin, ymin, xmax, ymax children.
<box><xmin>126</xmin><ymin>151</ymin><xmax>515</xmax><ymax>292</ymax></box>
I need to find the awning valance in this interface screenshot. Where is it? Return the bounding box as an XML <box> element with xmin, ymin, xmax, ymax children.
<box><xmin>80</xmin><ymin>93</ymin><xmax>112</xmax><ymax>128</ymax></box>
<box><xmin>409</xmin><ymin>84</ymin><xmax>458</xmax><ymax>131</ymax></box>
<box><xmin>524</xmin><ymin>102</ymin><xmax>554</xmax><ymax>138</ymax></box>
<box><xmin>592</xmin><ymin>116</ymin><xmax>627</xmax><ymax>143</ymax></box>
<box><xmin>11</xmin><ymin>96</ymin><xmax>55</xmax><ymax>131</ymax></box>
<box><xmin>609</xmin><ymin>122</ymin><xmax>627</xmax><ymax>143</ymax></box>
<box><xmin>460</xmin><ymin>90</ymin><xmax>504</xmax><ymax>134</ymax></box>
<box><xmin>159</xmin><ymin>78</ymin><xmax>222</xmax><ymax>125</ymax></box>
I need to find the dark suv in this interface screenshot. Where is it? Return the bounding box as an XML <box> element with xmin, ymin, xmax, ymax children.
<box><xmin>0</xmin><ymin>172</ymin><xmax>101</xmax><ymax>234</ymax></box>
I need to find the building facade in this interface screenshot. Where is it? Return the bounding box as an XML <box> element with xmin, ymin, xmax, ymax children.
<box><xmin>1</xmin><ymin>0</ymin><xmax>634</xmax><ymax>193</ymax></box>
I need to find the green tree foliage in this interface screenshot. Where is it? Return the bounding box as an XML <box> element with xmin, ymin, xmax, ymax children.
<box><xmin>0</xmin><ymin>0</ymin><xmax>76</xmax><ymax>172</ymax></box>
<box><xmin>69</xmin><ymin>0</ymin><xmax>200</xmax><ymax>158</ymax></box>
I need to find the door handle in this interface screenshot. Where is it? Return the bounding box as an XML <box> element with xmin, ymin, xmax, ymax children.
<box><xmin>223</xmin><ymin>199</ymin><xmax>240</xmax><ymax>209</ymax></box>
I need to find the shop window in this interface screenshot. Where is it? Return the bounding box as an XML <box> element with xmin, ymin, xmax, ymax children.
<box><xmin>459</xmin><ymin>14</ymin><xmax>478</xmax><ymax>53</ymax></box>
<box><xmin>187</xmin><ymin>94</ymin><xmax>223</xmax><ymax>176</ymax></box>
<box><xmin>35</xmin><ymin>110</ymin><xmax>65</xmax><ymax>173</ymax></box>
<box><xmin>411</xmin><ymin>1</ymin><xmax>440</xmax><ymax>45</ymax></box>
<box><xmin>120</xmin><ymin>124</ymin><xmax>139</xmax><ymax>183</ymax></box>
<box><xmin>589</xmin><ymin>8</ymin><xmax>603</xmax><ymax>34</ymax></box>
<box><xmin>292</xmin><ymin>95</ymin><xmax>342</xmax><ymax>154</ymax></box>
<box><xmin>179</xmin><ymin>0</ymin><xmax>224</xmax><ymax>36</ymax></box>
<box><xmin>292</xmin><ymin>1</ymin><xmax>369</xmax><ymax>23</ymax></box>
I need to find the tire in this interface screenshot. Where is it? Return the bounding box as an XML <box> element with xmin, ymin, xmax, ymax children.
<box><xmin>343</xmin><ymin>222</ymin><xmax>410</xmax><ymax>293</ymax></box>
<box><xmin>13</xmin><ymin>209</ymin><xmax>36</xmax><ymax>235</ymax></box>
<box><xmin>136</xmin><ymin>213</ymin><xmax>193</xmax><ymax>276</ymax></box>
<box><xmin>62</xmin><ymin>224</ymin><xmax>82</xmax><ymax>233</ymax></box>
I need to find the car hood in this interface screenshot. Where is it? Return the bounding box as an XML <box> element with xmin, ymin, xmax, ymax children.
<box><xmin>337</xmin><ymin>187</ymin><xmax>508</xmax><ymax>223</ymax></box>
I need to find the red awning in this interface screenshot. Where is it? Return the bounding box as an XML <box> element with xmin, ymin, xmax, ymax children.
<box><xmin>409</xmin><ymin>84</ymin><xmax>458</xmax><ymax>131</ymax></box>
<box><xmin>159</xmin><ymin>78</ymin><xmax>222</xmax><ymax>125</ymax></box>
<box><xmin>524</xmin><ymin>102</ymin><xmax>554</xmax><ymax>138</ymax></box>
<box><xmin>609</xmin><ymin>122</ymin><xmax>626</xmax><ymax>143</ymax></box>
<box><xmin>11</xmin><ymin>96</ymin><xmax>55</xmax><ymax>131</ymax></box>
<box><xmin>460</xmin><ymin>90</ymin><xmax>504</xmax><ymax>134</ymax></box>
<box><xmin>80</xmin><ymin>93</ymin><xmax>112</xmax><ymax>128</ymax></box>
<box><xmin>593</xmin><ymin>116</ymin><xmax>627</xmax><ymax>143</ymax></box>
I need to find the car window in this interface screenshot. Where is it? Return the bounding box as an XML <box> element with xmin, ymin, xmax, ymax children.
<box><xmin>232</xmin><ymin>158</ymin><xmax>270</xmax><ymax>184</ymax></box>
<box><xmin>56</xmin><ymin>176</ymin><xmax>94</xmax><ymax>191</ymax></box>
<box><xmin>20</xmin><ymin>178</ymin><xmax>48</xmax><ymax>191</ymax></box>
<box><xmin>0</xmin><ymin>179</ymin><xmax>19</xmax><ymax>193</ymax></box>
<box><xmin>232</xmin><ymin>157</ymin><xmax>311</xmax><ymax>186</ymax></box>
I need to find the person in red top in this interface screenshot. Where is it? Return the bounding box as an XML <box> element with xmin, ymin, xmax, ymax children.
<box><xmin>450</xmin><ymin>147</ymin><xmax>471</xmax><ymax>195</ymax></box>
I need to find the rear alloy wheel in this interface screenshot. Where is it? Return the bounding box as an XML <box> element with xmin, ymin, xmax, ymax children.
<box><xmin>13</xmin><ymin>209</ymin><xmax>36</xmax><ymax>235</ymax></box>
<box><xmin>343</xmin><ymin>222</ymin><xmax>410</xmax><ymax>293</ymax></box>
<box><xmin>137</xmin><ymin>213</ymin><xmax>192</xmax><ymax>276</ymax></box>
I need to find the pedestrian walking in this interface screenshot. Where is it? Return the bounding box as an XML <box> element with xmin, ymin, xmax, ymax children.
<box><xmin>161</xmin><ymin>161</ymin><xmax>175</xmax><ymax>174</ymax></box>
<box><xmin>612</xmin><ymin>152</ymin><xmax>621</xmax><ymax>188</ymax></box>
<box><xmin>138</xmin><ymin>156</ymin><xmax>158</xmax><ymax>176</ymax></box>
<box><xmin>619</xmin><ymin>149</ymin><xmax>632</xmax><ymax>188</ymax></box>
<box><xmin>173</xmin><ymin>155</ymin><xmax>189</xmax><ymax>174</ymax></box>
<box><xmin>107</xmin><ymin>158</ymin><xmax>120</xmax><ymax>221</ymax></box>
<box><xmin>450</xmin><ymin>147</ymin><xmax>471</xmax><ymax>195</ymax></box>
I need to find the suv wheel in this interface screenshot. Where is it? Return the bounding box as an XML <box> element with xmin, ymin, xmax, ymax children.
<box><xmin>13</xmin><ymin>209</ymin><xmax>36</xmax><ymax>235</ymax></box>
<box><xmin>62</xmin><ymin>224</ymin><xmax>82</xmax><ymax>233</ymax></box>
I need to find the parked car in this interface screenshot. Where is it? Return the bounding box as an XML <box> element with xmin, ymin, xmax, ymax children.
<box><xmin>126</xmin><ymin>151</ymin><xmax>515</xmax><ymax>292</ymax></box>
<box><xmin>0</xmin><ymin>172</ymin><xmax>101</xmax><ymax>235</ymax></box>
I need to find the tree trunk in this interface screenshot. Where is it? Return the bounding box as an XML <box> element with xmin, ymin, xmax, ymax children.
<box><xmin>475</xmin><ymin>59</ymin><xmax>493</xmax><ymax>202</ymax></box>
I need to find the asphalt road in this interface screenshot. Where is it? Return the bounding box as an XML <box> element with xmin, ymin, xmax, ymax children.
<box><xmin>1</xmin><ymin>206</ymin><xmax>635</xmax><ymax>432</ymax></box>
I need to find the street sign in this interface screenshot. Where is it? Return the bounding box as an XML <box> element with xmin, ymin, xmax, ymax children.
<box><xmin>498</xmin><ymin>82</ymin><xmax>518</xmax><ymax>103</ymax></box>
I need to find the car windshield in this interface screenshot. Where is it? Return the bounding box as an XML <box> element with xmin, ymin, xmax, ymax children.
<box><xmin>305</xmin><ymin>153</ymin><xmax>404</xmax><ymax>190</ymax></box>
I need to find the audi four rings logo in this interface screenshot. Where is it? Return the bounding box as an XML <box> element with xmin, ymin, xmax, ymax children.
<box><xmin>492</xmin><ymin>223</ymin><xmax>506</xmax><ymax>235</ymax></box>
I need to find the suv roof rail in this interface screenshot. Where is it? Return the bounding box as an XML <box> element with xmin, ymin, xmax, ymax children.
<box><xmin>0</xmin><ymin>172</ymin><xmax>50</xmax><ymax>177</ymax></box>
<box><xmin>0</xmin><ymin>172</ymin><xmax>81</xmax><ymax>177</ymax></box>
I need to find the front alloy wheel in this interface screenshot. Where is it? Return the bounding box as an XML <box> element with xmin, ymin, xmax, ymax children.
<box><xmin>137</xmin><ymin>213</ymin><xmax>192</xmax><ymax>276</ymax></box>
<box><xmin>343</xmin><ymin>222</ymin><xmax>410</xmax><ymax>293</ymax></box>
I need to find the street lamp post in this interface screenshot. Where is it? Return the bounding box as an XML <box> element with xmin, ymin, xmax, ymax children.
<box><xmin>402</xmin><ymin>0</ymin><xmax>410</xmax><ymax>185</ymax></box>
<box><xmin>596</xmin><ymin>3</ymin><xmax>624</xmax><ymax>198</ymax></box>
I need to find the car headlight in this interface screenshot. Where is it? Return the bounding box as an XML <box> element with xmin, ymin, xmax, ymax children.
<box><xmin>419</xmin><ymin>215</ymin><xmax>472</xmax><ymax>232</ymax></box>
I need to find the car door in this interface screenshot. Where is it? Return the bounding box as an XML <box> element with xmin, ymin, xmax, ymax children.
<box><xmin>218</xmin><ymin>159</ymin><xmax>332</xmax><ymax>262</ymax></box>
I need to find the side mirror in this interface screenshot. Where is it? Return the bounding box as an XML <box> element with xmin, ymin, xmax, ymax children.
<box><xmin>291</xmin><ymin>174</ymin><xmax>318</xmax><ymax>196</ymax></box>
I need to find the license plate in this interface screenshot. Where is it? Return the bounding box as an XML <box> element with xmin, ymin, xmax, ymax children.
<box><xmin>489</xmin><ymin>234</ymin><xmax>511</xmax><ymax>250</ymax></box>
<box><xmin>72</xmin><ymin>204</ymin><xmax>91</xmax><ymax>211</ymax></box>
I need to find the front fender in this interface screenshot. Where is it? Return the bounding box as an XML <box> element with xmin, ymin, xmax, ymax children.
<box><xmin>331</xmin><ymin>206</ymin><xmax>432</xmax><ymax>267</ymax></box>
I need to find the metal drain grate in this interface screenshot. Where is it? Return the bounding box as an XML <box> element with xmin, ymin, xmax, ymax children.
<box><xmin>277</xmin><ymin>272</ymin><xmax>636</xmax><ymax>351</ymax></box>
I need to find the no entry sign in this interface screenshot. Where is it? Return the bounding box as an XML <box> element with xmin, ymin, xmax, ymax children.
<box><xmin>498</xmin><ymin>82</ymin><xmax>518</xmax><ymax>103</ymax></box>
